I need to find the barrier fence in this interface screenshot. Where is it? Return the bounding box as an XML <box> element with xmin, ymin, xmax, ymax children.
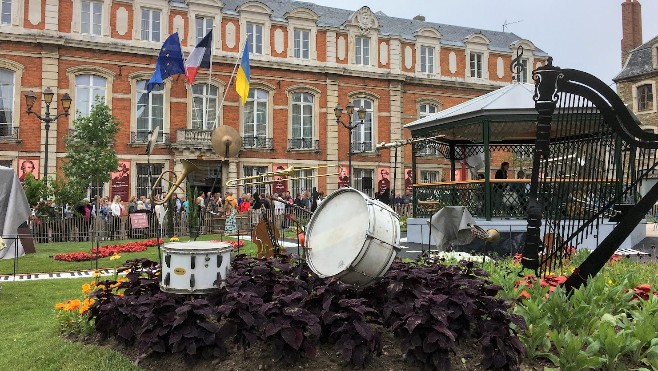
<box><xmin>29</xmin><ymin>203</ymin><xmax>413</xmax><ymax>243</ymax></box>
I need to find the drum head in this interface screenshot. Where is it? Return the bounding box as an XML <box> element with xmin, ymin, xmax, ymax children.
<box><xmin>306</xmin><ymin>189</ymin><xmax>370</xmax><ymax>277</ymax></box>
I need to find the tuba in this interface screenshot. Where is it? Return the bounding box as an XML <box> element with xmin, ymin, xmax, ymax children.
<box><xmin>151</xmin><ymin>159</ymin><xmax>199</xmax><ymax>205</ymax></box>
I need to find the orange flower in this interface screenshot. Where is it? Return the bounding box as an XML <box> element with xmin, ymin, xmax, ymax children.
<box><xmin>81</xmin><ymin>283</ymin><xmax>92</xmax><ymax>294</ymax></box>
<box><xmin>518</xmin><ymin>290</ymin><xmax>531</xmax><ymax>300</ymax></box>
<box><xmin>55</xmin><ymin>303</ymin><xmax>65</xmax><ymax>310</ymax></box>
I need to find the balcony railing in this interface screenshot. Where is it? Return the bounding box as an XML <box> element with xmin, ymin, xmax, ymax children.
<box><xmin>0</xmin><ymin>125</ymin><xmax>19</xmax><ymax>141</ymax></box>
<box><xmin>171</xmin><ymin>129</ymin><xmax>213</xmax><ymax>150</ymax></box>
<box><xmin>351</xmin><ymin>141</ymin><xmax>373</xmax><ymax>153</ymax></box>
<box><xmin>288</xmin><ymin>138</ymin><xmax>319</xmax><ymax>151</ymax></box>
<box><xmin>130</xmin><ymin>131</ymin><xmax>170</xmax><ymax>145</ymax></box>
<box><xmin>242</xmin><ymin>136</ymin><xmax>273</xmax><ymax>150</ymax></box>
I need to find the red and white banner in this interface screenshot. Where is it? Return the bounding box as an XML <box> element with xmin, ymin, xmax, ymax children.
<box><xmin>338</xmin><ymin>165</ymin><xmax>350</xmax><ymax>188</ymax></box>
<box><xmin>404</xmin><ymin>168</ymin><xmax>413</xmax><ymax>194</ymax></box>
<box><xmin>377</xmin><ymin>167</ymin><xmax>390</xmax><ymax>194</ymax></box>
<box><xmin>111</xmin><ymin>160</ymin><xmax>130</xmax><ymax>201</ymax></box>
<box><xmin>272</xmin><ymin>163</ymin><xmax>287</xmax><ymax>195</ymax></box>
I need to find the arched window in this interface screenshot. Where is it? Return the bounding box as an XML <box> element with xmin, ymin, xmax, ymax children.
<box><xmin>191</xmin><ymin>84</ymin><xmax>218</xmax><ymax>130</ymax></box>
<box><xmin>0</xmin><ymin>68</ymin><xmax>14</xmax><ymax>136</ymax></box>
<box><xmin>291</xmin><ymin>92</ymin><xmax>313</xmax><ymax>148</ymax></box>
<box><xmin>351</xmin><ymin>98</ymin><xmax>373</xmax><ymax>153</ymax></box>
<box><xmin>136</xmin><ymin>80</ymin><xmax>164</xmax><ymax>142</ymax></box>
<box><xmin>75</xmin><ymin>74</ymin><xmax>106</xmax><ymax>117</ymax></box>
<box><xmin>243</xmin><ymin>88</ymin><xmax>269</xmax><ymax>148</ymax></box>
<box><xmin>419</xmin><ymin>103</ymin><xmax>437</xmax><ymax>118</ymax></box>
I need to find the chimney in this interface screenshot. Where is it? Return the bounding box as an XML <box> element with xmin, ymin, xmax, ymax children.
<box><xmin>413</xmin><ymin>15</ymin><xmax>425</xmax><ymax>22</ymax></box>
<box><xmin>621</xmin><ymin>0</ymin><xmax>642</xmax><ymax>66</ymax></box>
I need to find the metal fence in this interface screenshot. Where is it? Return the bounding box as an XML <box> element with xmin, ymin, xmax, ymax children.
<box><xmin>29</xmin><ymin>202</ymin><xmax>412</xmax><ymax>243</ymax></box>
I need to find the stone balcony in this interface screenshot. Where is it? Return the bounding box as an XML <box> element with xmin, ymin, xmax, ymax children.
<box><xmin>170</xmin><ymin>129</ymin><xmax>213</xmax><ymax>151</ymax></box>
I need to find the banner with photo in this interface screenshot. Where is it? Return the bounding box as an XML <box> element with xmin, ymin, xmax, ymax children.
<box><xmin>111</xmin><ymin>160</ymin><xmax>130</xmax><ymax>201</ymax></box>
<box><xmin>272</xmin><ymin>163</ymin><xmax>287</xmax><ymax>195</ymax></box>
<box><xmin>404</xmin><ymin>168</ymin><xmax>413</xmax><ymax>194</ymax></box>
<box><xmin>18</xmin><ymin>158</ymin><xmax>39</xmax><ymax>183</ymax></box>
<box><xmin>338</xmin><ymin>165</ymin><xmax>350</xmax><ymax>188</ymax></box>
<box><xmin>377</xmin><ymin>167</ymin><xmax>391</xmax><ymax>194</ymax></box>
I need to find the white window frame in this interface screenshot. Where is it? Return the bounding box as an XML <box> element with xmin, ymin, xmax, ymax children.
<box><xmin>74</xmin><ymin>74</ymin><xmax>107</xmax><ymax>118</ymax></box>
<box><xmin>247</xmin><ymin>22</ymin><xmax>264</xmax><ymax>54</ymax></box>
<box><xmin>191</xmin><ymin>84</ymin><xmax>219</xmax><ymax>130</ymax></box>
<box><xmin>290</xmin><ymin>92</ymin><xmax>314</xmax><ymax>148</ymax></box>
<box><xmin>353</xmin><ymin>168</ymin><xmax>374</xmax><ymax>197</ymax></box>
<box><xmin>355</xmin><ymin>37</ymin><xmax>370</xmax><ymax>66</ymax></box>
<box><xmin>420</xmin><ymin>170</ymin><xmax>441</xmax><ymax>183</ymax></box>
<box><xmin>1</xmin><ymin>0</ymin><xmax>11</xmax><ymax>25</ymax></box>
<box><xmin>141</xmin><ymin>8</ymin><xmax>161</xmax><ymax>42</ymax></box>
<box><xmin>243</xmin><ymin>165</ymin><xmax>268</xmax><ymax>196</ymax></box>
<box><xmin>419</xmin><ymin>104</ymin><xmax>437</xmax><ymax>118</ymax></box>
<box><xmin>632</xmin><ymin>80</ymin><xmax>657</xmax><ymax>113</ymax></box>
<box><xmin>243</xmin><ymin>88</ymin><xmax>269</xmax><ymax>147</ymax></box>
<box><xmin>637</xmin><ymin>84</ymin><xmax>654</xmax><ymax>112</ymax></box>
<box><xmin>420</xmin><ymin>46</ymin><xmax>434</xmax><ymax>74</ymax></box>
<box><xmin>294</xmin><ymin>29</ymin><xmax>310</xmax><ymax>59</ymax></box>
<box><xmin>81</xmin><ymin>0</ymin><xmax>102</xmax><ymax>36</ymax></box>
<box><xmin>195</xmin><ymin>16</ymin><xmax>213</xmax><ymax>45</ymax></box>
<box><xmin>351</xmin><ymin>98</ymin><xmax>373</xmax><ymax>153</ymax></box>
<box><xmin>290</xmin><ymin>168</ymin><xmax>315</xmax><ymax>197</ymax></box>
<box><xmin>0</xmin><ymin>68</ymin><xmax>14</xmax><ymax>135</ymax></box>
<box><xmin>136</xmin><ymin>79</ymin><xmax>165</xmax><ymax>142</ymax></box>
<box><xmin>470</xmin><ymin>52</ymin><xmax>483</xmax><ymax>79</ymax></box>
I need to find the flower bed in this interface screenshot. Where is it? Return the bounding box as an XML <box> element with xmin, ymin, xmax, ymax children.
<box><xmin>53</xmin><ymin>239</ymin><xmax>163</xmax><ymax>262</ymax></box>
<box><xmin>68</xmin><ymin>256</ymin><xmax>524</xmax><ymax>370</ymax></box>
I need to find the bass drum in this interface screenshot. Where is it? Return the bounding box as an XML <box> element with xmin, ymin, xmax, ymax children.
<box><xmin>161</xmin><ymin>241</ymin><xmax>232</xmax><ymax>294</ymax></box>
<box><xmin>305</xmin><ymin>188</ymin><xmax>400</xmax><ymax>287</ymax></box>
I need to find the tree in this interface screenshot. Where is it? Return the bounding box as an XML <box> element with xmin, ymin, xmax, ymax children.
<box><xmin>63</xmin><ymin>96</ymin><xmax>119</xmax><ymax>194</ymax></box>
<box><xmin>22</xmin><ymin>173</ymin><xmax>47</xmax><ymax>207</ymax></box>
<box><xmin>49</xmin><ymin>175</ymin><xmax>86</xmax><ymax>212</ymax></box>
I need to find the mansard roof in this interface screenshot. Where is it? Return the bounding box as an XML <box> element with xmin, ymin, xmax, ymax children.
<box><xmin>222</xmin><ymin>0</ymin><xmax>548</xmax><ymax>56</ymax></box>
<box><xmin>615</xmin><ymin>35</ymin><xmax>658</xmax><ymax>81</ymax></box>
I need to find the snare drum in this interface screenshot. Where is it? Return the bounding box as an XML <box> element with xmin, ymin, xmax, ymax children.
<box><xmin>161</xmin><ymin>241</ymin><xmax>232</xmax><ymax>294</ymax></box>
<box><xmin>305</xmin><ymin>188</ymin><xmax>400</xmax><ymax>287</ymax></box>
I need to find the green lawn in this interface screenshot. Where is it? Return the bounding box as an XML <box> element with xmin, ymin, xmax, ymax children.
<box><xmin>0</xmin><ymin>278</ymin><xmax>139</xmax><ymax>371</ymax></box>
<box><xmin>0</xmin><ymin>234</ymin><xmax>258</xmax><ymax>275</ymax></box>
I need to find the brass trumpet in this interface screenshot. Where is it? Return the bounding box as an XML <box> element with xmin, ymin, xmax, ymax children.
<box><xmin>151</xmin><ymin>159</ymin><xmax>200</xmax><ymax>205</ymax></box>
<box><xmin>226</xmin><ymin>165</ymin><xmax>343</xmax><ymax>188</ymax></box>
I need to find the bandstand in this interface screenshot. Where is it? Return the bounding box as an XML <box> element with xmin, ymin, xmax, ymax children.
<box><xmin>403</xmin><ymin>83</ymin><xmax>646</xmax><ymax>250</ymax></box>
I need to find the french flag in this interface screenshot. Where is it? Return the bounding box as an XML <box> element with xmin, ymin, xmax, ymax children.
<box><xmin>185</xmin><ymin>30</ymin><xmax>213</xmax><ymax>84</ymax></box>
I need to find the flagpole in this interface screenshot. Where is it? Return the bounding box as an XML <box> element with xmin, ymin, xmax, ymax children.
<box><xmin>218</xmin><ymin>38</ymin><xmax>247</xmax><ymax>111</ymax></box>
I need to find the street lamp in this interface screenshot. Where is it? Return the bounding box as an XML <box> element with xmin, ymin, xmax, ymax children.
<box><xmin>334</xmin><ymin>103</ymin><xmax>366</xmax><ymax>188</ymax></box>
<box><xmin>25</xmin><ymin>88</ymin><xmax>72</xmax><ymax>187</ymax></box>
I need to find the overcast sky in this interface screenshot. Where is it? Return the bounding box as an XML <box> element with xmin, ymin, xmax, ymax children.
<box><xmin>309</xmin><ymin>0</ymin><xmax>658</xmax><ymax>86</ymax></box>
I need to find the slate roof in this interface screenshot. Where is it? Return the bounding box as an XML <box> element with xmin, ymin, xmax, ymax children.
<box><xmin>404</xmin><ymin>83</ymin><xmax>537</xmax><ymax>131</ymax></box>
<box><xmin>615</xmin><ymin>35</ymin><xmax>658</xmax><ymax>81</ymax></box>
<box><xmin>219</xmin><ymin>0</ymin><xmax>548</xmax><ymax>56</ymax></box>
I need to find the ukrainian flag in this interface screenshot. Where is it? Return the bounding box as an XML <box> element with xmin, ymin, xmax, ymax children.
<box><xmin>235</xmin><ymin>41</ymin><xmax>251</xmax><ymax>105</ymax></box>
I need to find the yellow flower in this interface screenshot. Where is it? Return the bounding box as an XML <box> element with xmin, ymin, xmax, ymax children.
<box><xmin>608</xmin><ymin>279</ymin><xmax>613</xmax><ymax>285</ymax></box>
<box><xmin>81</xmin><ymin>283</ymin><xmax>91</xmax><ymax>294</ymax></box>
<box><xmin>55</xmin><ymin>303</ymin><xmax>65</xmax><ymax>310</ymax></box>
<box><xmin>109</xmin><ymin>253</ymin><xmax>121</xmax><ymax>261</ymax></box>
<box><xmin>92</xmin><ymin>270</ymin><xmax>101</xmax><ymax>278</ymax></box>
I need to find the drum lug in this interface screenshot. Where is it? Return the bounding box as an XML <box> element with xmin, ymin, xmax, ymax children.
<box><xmin>165</xmin><ymin>254</ymin><xmax>171</xmax><ymax>267</ymax></box>
<box><xmin>191</xmin><ymin>255</ymin><xmax>196</xmax><ymax>269</ymax></box>
<box><xmin>190</xmin><ymin>274</ymin><xmax>195</xmax><ymax>288</ymax></box>
<box><xmin>164</xmin><ymin>272</ymin><xmax>170</xmax><ymax>286</ymax></box>
<box><xmin>217</xmin><ymin>255</ymin><xmax>223</xmax><ymax>268</ymax></box>
<box><xmin>216</xmin><ymin>271</ymin><xmax>222</xmax><ymax>287</ymax></box>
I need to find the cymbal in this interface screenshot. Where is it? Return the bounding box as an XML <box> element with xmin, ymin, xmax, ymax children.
<box><xmin>211</xmin><ymin>125</ymin><xmax>241</xmax><ymax>158</ymax></box>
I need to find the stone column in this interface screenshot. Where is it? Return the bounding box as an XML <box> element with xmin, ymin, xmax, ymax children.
<box><xmin>325</xmin><ymin>75</ymin><xmax>339</xmax><ymax>194</ymax></box>
<box><xmin>40</xmin><ymin>45</ymin><xmax>59</xmax><ymax>182</ymax></box>
<box><xmin>389</xmin><ymin>81</ymin><xmax>404</xmax><ymax>196</ymax></box>
<box><xmin>227</xmin><ymin>159</ymin><xmax>239</xmax><ymax>196</ymax></box>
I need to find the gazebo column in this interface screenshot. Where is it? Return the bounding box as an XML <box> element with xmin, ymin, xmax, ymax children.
<box><xmin>483</xmin><ymin>120</ymin><xmax>492</xmax><ymax>221</ymax></box>
<box><xmin>412</xmin><ymin>141</ymin><xmax>417</xmax><ymax>218</ymax></box>
<box><xmin>449</xmin><ymin>142</ymin><xmax>456</xmax><ymax>181</ymax></box>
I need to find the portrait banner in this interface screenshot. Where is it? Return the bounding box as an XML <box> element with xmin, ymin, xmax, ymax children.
<box><xmin>338</xmin><ymin>165</ymin><xmax>350</xmax><ymax>189</ymax></box>
<box><xmin>18</xmin><ymin>159</ymin><xmax>39</xmax><ymax>183</ymax></box>
<box><xmin>272</xmin><ymin>163</ymin><xmax>287</xmax><ymax>195</ymax></box>
<box><xmin>377</xmin><ymin>167</ymin><xmax>391</xmax><ymax>194</ymax></box>
<box><xmin>404</xmin><ymin>168</ymin><xmax>414</xmax><ymax>194</ymax></box>
<box><xmin>111</xmin><ymin>161</ymin><xmax>130</xmax><ymax>201</ymax></box>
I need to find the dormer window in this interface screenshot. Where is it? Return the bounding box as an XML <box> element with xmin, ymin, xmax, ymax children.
<box><xmin>470</xmin><ymin>52</ymin><xmax>483</xmax><ymax>79</ymax></box>
<box><xmin>141</xmin><ymin>8</ymin><xmax>161</xmax><ymax>42</ymax></box>
<box><xmin>195</xmin><ymin>17</ymin><xmax>213</xmax><ymax>45</ymax></box>
<box><xmin>420</xmin><ymin>46</ymin><xmax>434</xmax><ymax>73</ymax></box>
<box><xmin>294</xmin><ymin>29</ymin><xmax>310</xmax><ymax>59</ymax></box>
<box><xmin>518</xmin><ymin>58</ymin><xmax>529</xmax><ymax>83</ymax></box>
<box><xmin>247</xmin><ymin>22</ymin><xmax>263</xmax><ymax>54</ymax></box>
<box><xmin>638</xmin><ymin>84</ymin><xmax>653</xmax><ymax>111</ymax></box>
<box><xmin>355</xmin><ymin>37</ymin><xmax>370</xmax><ymax>65</ymax></box>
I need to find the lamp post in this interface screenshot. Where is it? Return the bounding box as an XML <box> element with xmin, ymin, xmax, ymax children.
<box><xmin>24</xmin><ymin>88</ymin><xmax>72</xmax><ymax>187</ymax></box>
<box><xmin>334</xmin><ymin>103</ymin><xmax>366</xmax><ymax>188</ymax></box>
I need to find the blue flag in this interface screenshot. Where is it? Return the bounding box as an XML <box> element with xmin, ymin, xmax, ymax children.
<box><xmin>147</xmin><ymin>32</ymin><xmax>185</xmax><ymax>93</ymax></box>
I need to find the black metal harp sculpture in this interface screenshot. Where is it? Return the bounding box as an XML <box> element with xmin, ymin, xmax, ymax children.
<box><xmin>524</xmin><ymin>58</ymin><xmax>658</xmax><ymax>294</ymax></box>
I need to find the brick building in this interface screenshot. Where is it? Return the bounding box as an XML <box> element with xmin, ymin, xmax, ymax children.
<box><xmin>0</xmin><ymin>0</ymin><xmax>547</xmax><ymax>200</ymax></box>
<box><xmin>615</xmin><ymin>0</ymin><xmax>658</xmax><ymax>129</ymax></box>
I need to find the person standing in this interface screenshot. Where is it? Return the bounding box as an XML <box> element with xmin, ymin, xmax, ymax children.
<box><xmin>493</xmin><ymin>162</ymin><xmax>509</xmax><ymax>216</ymax></box>
<box><xmin>110</xmin><ymin>195</ymin><xmax>123</xmax><ymax>240</ymax></box>
<box><xmin>223</xmin><ymin>191</ymin><xmax>238</xmax><ymax>235</ymax></box>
